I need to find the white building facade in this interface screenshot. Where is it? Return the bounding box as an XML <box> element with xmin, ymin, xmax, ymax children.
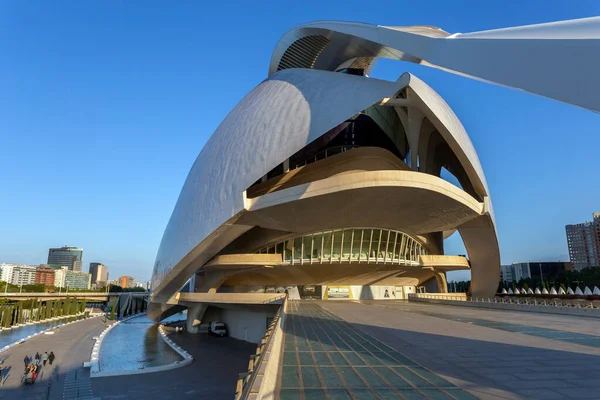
<box><xmin>0</xmin><ymin>263</ymin><xmax>37</xmax><ymax>286</ymax></box>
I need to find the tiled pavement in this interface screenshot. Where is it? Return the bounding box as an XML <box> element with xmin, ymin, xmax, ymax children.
<box><xmin>278</xmin><ymin>302</ymin><xmax>478</xmax><ymax>399</ymax></box>
<box><xmin>402</xmin><ymin>309</ymin><xmax>600</xmax><ymax>348</ymax></box>
<box><xmin>316</xmin><ymin>301</ymin><xmax>600</xmax><ymax>400</ymax></box>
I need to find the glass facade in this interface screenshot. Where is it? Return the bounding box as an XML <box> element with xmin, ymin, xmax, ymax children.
<box><xmin>48</xmin><ymin>246</ymin><xmax>83</xmax><ymax>271</ymax></box>
<box><xmin>257</xmin><ymin>228</ymin><xmax>428</xmax><ymax>266</ymax></box>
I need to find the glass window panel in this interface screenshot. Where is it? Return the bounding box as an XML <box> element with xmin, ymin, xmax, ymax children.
<box><xmin>303</xmin><ymin>235</ymin><xmax>312</xmax><ymax>261</ymax></box>
<box><xmin>371</xmin><ymin>230</ymin><xmax>382</xmax><ymax>259</ymax></box>
<box><xmin>332</xmin><ymin>230</ymin><xmax>343</xmax><ymax>261</ymax></box>
<box><xmin>276</xmin><ymin>242</ymin><xmax>283</xmax><ymax>254</ymax></box>
<box><xmin>293</xmin><ymin>237</ymin><xmax>302</xmax><ymax>262</ymax></box>
<box><xmin>312</xmin><ymin>233</ymin><xmax>322</xmax><ymax>259</ymax></box>
<box><xmin>361</xmin><ymin>229</ymin><xmax>371</xmax><ymax>260</ymax></box>
<box><xmin>322</xmin><ymin>231</ymin><xmax>332</xmax><ymax>261</ymax></box>
<box><xmin>379</xmin><ymin>230</ymin><xmax>389</xmax><ymax>259</ymax></box>
<box><xmin>342</xmin><ymin>229</ymin><xmax>352</xmax><ymax>261</ymax></box>
<box><xmin>284</xmin><ymin>240</ymin><xmax>293</xmax><ymax>262</ymax></box>
<box><xmin>400</xmin><ymin>235</ymin><xmax>407</xmax><ymax>260</ymax></box>
<box><xmin>388</xmin><ymin>232</ymin><xmax>396</xmax><ymax>260</ymax></box>
<box><xmin>352</xmin><ymin>229</ymin><xmax>361</xmax><ymax>260</ymax></box>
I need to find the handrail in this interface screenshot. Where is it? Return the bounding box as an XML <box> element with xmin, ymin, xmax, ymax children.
<box><xmin>235</xmin><ymin>299</ymin><xmax>285</xmax><ymax>400</ymax></box>
<box><xmin>408</xmin><ymin>293</ymin><xmax>600</xmax><ymax>309</ymax></box>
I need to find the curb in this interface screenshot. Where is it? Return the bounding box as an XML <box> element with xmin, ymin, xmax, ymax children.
<box><xmin>157</xmin><ymin>324</ymin><xmax>193</xmax><ymax>361</ymax></box>
<box><xmin>0</xmin><ymin>314</ymin><xmax>95</xmax><ymax>355</ymax></box>
<box><xmin>89</xmin><ymin>312</ymin><xmax>147</xmax><ymax>375</ymax></box>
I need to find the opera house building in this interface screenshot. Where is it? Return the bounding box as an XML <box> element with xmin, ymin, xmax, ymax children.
<box><xmin>147</xmin><ymin>19</ymin><xmax>599</xmax><ymax>342</ymax></box>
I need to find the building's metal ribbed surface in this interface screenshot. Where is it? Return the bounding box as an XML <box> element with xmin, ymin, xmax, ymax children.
<box><xmin>277</xmin><ymin>35</ymin><xmax>331</xmax><ymax>71</ymax></box>
<box><xmin>349</xmin><ymin>56</ymin><xmax>374</xmax><ymax>70</ymax></box>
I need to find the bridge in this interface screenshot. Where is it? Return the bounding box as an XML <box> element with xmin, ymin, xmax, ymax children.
<box><xmin>0</xmin><ymin>292</ymin><xmax>149</xmax><ymax>301</ymax></box>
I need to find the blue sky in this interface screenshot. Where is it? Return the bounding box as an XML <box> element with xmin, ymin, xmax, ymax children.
<box><xmin>2</xmin><ymin>1</ymin><xmax>599</xmax><ymax>282</ymax></box>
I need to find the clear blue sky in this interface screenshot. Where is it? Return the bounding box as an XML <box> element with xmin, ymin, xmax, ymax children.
<box><xmin>2</xmin><ymin>1</ymin><xmax>599</xmax><ymax>282</ymax></box>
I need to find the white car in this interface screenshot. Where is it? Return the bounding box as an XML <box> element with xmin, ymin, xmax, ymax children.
<box><xmin>209</xmin><ymin>321</ymin><xmax>228</xmax><ymax>337</ymax></box>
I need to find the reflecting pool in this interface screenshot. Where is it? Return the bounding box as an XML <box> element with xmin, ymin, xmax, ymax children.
<box><xmin>99</xmin><ymin>312</ymin><xmax>186</xmax><ymax>372</ymax></box>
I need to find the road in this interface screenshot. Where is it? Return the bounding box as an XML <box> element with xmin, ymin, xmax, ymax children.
<box><xmin>0</xmin><ymin>316</ymin><xmax>106</xmax><ymax>400</ymax></box>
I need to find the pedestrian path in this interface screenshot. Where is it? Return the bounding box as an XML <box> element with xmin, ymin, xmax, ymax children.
<box><xmin>62</xmin><ymin>367</ymin><xmax>93</xmax><ymax>400</ymax></box>
<box><xmin>278</xmin><ymin>301</ymin><xmax>478</xmax><ymax>399</ymax></box>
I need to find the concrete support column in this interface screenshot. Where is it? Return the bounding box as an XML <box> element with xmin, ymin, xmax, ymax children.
<box><xmin>433</xmin><ymin>270</ymin><xmax>448</xmax><ymax>293</ymax></box>
<box><xmin>458</xmin><ymin>211</ymin><xmax>501</xmax><ymax>298</ymax></box>
<box><xmin>186</xmin><ymin>303</ymin><xmax>208</xmax><ymax>333</ymax></box>
<box><xmin>406</xmin><ymin>106</ymin><xmax>424</xmax><ymax>171</ymax></box>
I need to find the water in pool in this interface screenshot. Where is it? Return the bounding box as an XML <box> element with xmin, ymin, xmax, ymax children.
<box><xmin>99</xmin><ymin>312</ymin><xmax>186</xmax><ymax>372</ymax></box>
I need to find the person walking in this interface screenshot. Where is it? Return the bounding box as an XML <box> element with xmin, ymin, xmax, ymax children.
<box><xmin>34</xmin><ymin>352</ymin><xmax>40</xmax><ymax>361</ymax></box>
<box><xmin>48</xmin><ymin>351</ymin><xmax>55</xmax><ymax>366</ymax></box>
<box><xmin>42</xmin><ymin>352</ymin><xmax>49</xmax><ymax>366</ymax></box>
<box><xmin>23</xmin><ymin>355</ymin><xmax>29</xmax><ymax>369</ymax></box>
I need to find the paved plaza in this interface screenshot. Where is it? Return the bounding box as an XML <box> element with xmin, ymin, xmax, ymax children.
<box><xmin>279</xmin><ymin>301</ymin><xmax>477</xmax><ymax>400</ymax></box>
<box><xmin>314</xmin><ymin>301</ymin><xmax>600</xmax><ymax>399</ymax></box>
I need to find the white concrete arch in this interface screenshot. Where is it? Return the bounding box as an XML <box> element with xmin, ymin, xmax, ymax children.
<box><xmin>270</xmin><ymin>18</ymin><xmax>600</xmax><ymax>113</ymax></box>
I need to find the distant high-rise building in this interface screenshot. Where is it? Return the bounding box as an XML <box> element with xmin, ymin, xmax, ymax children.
<box><xmin>0</xmin><ymin>264</ymin><xmax>37</xmax><ymax>286</ymax></box>
<box><xmin>566</xmin><ymin>213</ymin><xmax>600</xmax><ymax>270</ymax></box>
<box><xmin>64</xmin><ymin>270</ymin><xmax>91</xmax><ymax>290</ymax></box>
<box><xmin>118</xmin><ymin>276</ymin><xmax>134</xmax><ymax>289</ymax></box>
<box><xmin>35</xmin><ymin>266</ymin><xmax>56</xmax><ymax>286</ymax></box>
<box><xmin>89</xmin><ymin>263</ymin><xmax>109</xmax><ymax>284</ymax></box>
<box><xmin>52</xmin><ymin>266</ymin><xmax>91</xmax><ymax>290</ymax></box>
<box><xmin>500</xmin><ymin>262</ymin><xmax>571</xmax><ymax>284</ymax></box>
<box><xmin>500</xmin><ymin>265</ymin><xmax>515</xmax><ymax>283</ymax></box>
<box><xmin>48</xmin><ymin>246</ymin><xmax>83</xmax><ymax>271</ymax></box>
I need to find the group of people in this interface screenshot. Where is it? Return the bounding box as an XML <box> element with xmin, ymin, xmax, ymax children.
<box><xmin>22</xmin><ymin>351</ymin><xmax>55</xmax><ymax>384</ymax></box>
<box><xmin>24</xmin><ymin>351</ymin><xmax>55</xmax><ymax>370</ymax></box>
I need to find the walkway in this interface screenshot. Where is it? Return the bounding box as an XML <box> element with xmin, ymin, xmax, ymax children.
<box><xmin>278</xmin><ymin>301</ymin><xmax>476</xmax><ymax>399</ymax></box>
<box><xmin>91</xmin><ymin>326</ymin><xmax>256</xmax><ymax>399</ymax></box>
<box><xmin>319</xmin><ymin>301</ymin><xmax>600</xmax><ymax>399</ymax></box>
<box><xmin>0</xmin><ymin>316</ymin><xmax>106</xmax><ymax>400</ymax></box>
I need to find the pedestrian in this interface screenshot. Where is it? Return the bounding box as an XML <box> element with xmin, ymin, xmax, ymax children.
<box><xmin>24</xmin><ymin>355</ymin><xmax>29</xmax><ymax>368</ymax></box>
<box><xmin>48</xmin><ymin>351</ymin><xmax>55</xmax><ymax>366</ymax></box>
<box><xmin>42</xmin><ymin>352</ymin><xmax>49</xmax><ymax>366</ymax></box>
<box><xmin>34</xmin><ymin>352</ymin><xmax>40</xmax><ymax>361</ymax></box>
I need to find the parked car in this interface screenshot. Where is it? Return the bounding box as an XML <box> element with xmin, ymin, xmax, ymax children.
<box><xmin>209</xmin><ymin>321</ymin><xmax>228</xmax><ymax>337</ymax></box>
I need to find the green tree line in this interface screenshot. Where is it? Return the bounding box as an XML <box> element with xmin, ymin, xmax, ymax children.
<box><xmin>0</xmin><ymin>281</ymin><xmax>147</xmax><ymax>293</ymax></box>
<box><xmin>499</xmin><ymin>267</ymin><xmax>600</xmax><ymax>292</ymax></box>
<box><xmin>0</xmin><ymin>297</ymin><xmax>87</xmax><ymax>328</ymax></box>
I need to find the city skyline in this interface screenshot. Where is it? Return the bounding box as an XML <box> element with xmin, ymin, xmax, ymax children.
<box><xmin>2</xmin><ymin>2</ymin><xmax>600</xmax><ymax>283</ymax></box>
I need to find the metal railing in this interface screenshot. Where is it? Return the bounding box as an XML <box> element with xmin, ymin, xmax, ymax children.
<box><xmin>409</xmin><ymin>293</ymin><xmax>600</xmax><ymax>309</ymax></box>
<box><xmin>235</xmin><ymin>301</ymin><xmax>285</xmax><ymax>400</ymax></box>
<box><xmin>408</xmin><ymin>293</ymin><xmax>467</xmax><ymax>301</ymax></box>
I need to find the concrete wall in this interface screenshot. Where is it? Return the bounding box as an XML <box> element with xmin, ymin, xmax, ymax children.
<box><xmin>323</xmin><ymin>285</ymin><xmax>417</xmax><ymax>300</ymax></box>
<box><xmin>221</xmin><ymin>307</ymin><xmax>276</xmax><ymax>344</ymax></box>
